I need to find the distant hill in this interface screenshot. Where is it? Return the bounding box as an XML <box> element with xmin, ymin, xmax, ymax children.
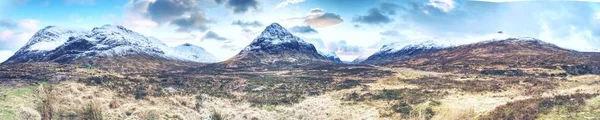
<box><xmin>318</xmin><ymin>51</ymin><xmax>343</xmax><ymax>63</ymax></box>
<box><xmin>365</xmin><ymin>37</ymin><xmax>600</xmax><ymax>75</ymax></box>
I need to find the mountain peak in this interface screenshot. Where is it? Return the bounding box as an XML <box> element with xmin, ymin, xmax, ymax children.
<box><xmin>240</xmin><ymin>22</ymin><xmax>313</xmax><ymax>53</ymax></box>
<box><xmin>20</xmin><ymin>26</ymin><xmax>88</xmax><ymax>52</ymax></box>
<box><xmin>228</xmin><ymin>23</ymin><xmax>331</xmax><ymax>66</ymax></box>
<box><xmin>181</xmin><ymin>43</ymin><xmax>194</xmax><ymax>47</ymax></box>
<box><xmin>266</xmin><ymin>23</ymin><xmax>284</xmax><ymax>29</ymax></box>
<box><xmin>258</xmin><ymin>23</ymin><xmax>293</xmax><ymax>39</ymax></box>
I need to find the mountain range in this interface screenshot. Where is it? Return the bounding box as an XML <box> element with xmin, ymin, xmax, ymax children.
<box><xmin>3</xmin><ymin>23</ymin><xmax>600</xmax><ymax>76</ymax></box>
<box><xmin>365</xmin><ymin>37</ymin><xmax>600</xmax><ymax>75</ymax></box>
<box><xmin>2</xmin><ymin>25</ymin><xmax>219</xmax><ymax>65</ymax></box>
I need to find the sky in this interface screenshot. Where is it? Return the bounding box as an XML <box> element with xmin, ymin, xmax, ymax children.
<box><xmin>1</xmin><ymin>0</ymin><xmax>600</xmax><ymax>62</ymax></box>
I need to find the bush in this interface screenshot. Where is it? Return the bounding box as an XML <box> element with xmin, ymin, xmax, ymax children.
<box><xmin>424</xmin><ymin>107</ymin><xmax>435</xmax><ymax>120</ymax></box>
<box><xmin>392</xmin><ymin>102</ymin><xmax>412</xmax><ymax>115</ymax></box>
<box><xmin>134</xmin><ymin>87</ymin><xmax>148</xmax><ymax>100</ymax></box>
<box><xmin>210</xmin><ymin>110</ymin><xmax>223</xmax><ymax>120</ymax></box>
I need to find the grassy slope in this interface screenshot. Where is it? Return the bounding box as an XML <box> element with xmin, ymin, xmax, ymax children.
<box><xmin>0</xmin><ymin>86</ymin><xmax>38</xmax><ymax>119</ymax></box>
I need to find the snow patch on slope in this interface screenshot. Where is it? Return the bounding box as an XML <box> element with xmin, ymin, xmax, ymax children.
<box><xmin>25</xmin><ymin>26</ymin><xmax>88</xmax><ymax>51</ymax></box>
<box><xmin>174</xmin><ymin>43</ymin><xmax>220</xmax><ymax>63</ymax></box>
<box><xmin>318</xmin><ymin>51</ymin><xmax>342</xmax><ymax>63</ymax></box>
<box><xmin>375</xmin><ymin>40</ymin><xmax>449</xmax><ymax>55</ymax></box>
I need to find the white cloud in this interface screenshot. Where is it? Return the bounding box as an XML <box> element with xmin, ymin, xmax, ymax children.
<box><xmin>17</xmin><ymin>19</ymin><xmax>39</xmax><ymax>31</ymax></box>
<box><xmin>118</xmin><ymin>0</ymin><xmax>158</xmax><ymax>35</ymax></box>
<box><xmin>0</xmin><ymin>19</ymin><xmax>39</xmax><ymax>50</ymax></box>
<box><xmin>0</xmin><ymin>50</ymin><xmax>15</xmax><ymax>63</ymax></box>
<box><xmin>539</xmin><ymin>22</ymin><xmax>599</xmax><ymax>51</ymax></box>
<box><xmin>276</xmin><ymin>0</ymin><xmax>305</xmax><ymax>8</ymax></box>
<box><xmin>291</xmin><ymin>8</ymin><xmax>344</xmax><ymax>28</ymax></box>
<box><xmin>427</xmin><ymin>0</ymin><xmax>456</xmax><ymax>13</ymax></box>
<box><xmin>0</xmin><ymin>30</ymin><xmax>13</xmax><ymax>41</ymax></box>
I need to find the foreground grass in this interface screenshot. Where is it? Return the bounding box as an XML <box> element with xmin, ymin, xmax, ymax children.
<box><xmin>0</xmin><ymin>86</ymin><xmax>39</xmax><ymax>119</ymax></box>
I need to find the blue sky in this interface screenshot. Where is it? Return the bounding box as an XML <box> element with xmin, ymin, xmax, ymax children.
<box><xmin>1</xmin><ymin>0</ymin><xmax>600</xmax><ymax>61</ymax></box>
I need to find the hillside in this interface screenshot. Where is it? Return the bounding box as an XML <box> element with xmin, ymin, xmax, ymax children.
<box><xmin>366</xmin><ymin>38</ymin><xmax>600</xmax><ymax>75</ymax></box>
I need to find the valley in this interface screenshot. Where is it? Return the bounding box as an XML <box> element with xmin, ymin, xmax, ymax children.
<box><xmin>0</xmin><ymin>23</ymin><xmax>599</xmax><ymax>120</ymax></box>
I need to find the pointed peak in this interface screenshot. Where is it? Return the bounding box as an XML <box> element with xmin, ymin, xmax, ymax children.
<box><xmin>266</xmin><ymin>23</ymin><xmax>284</xmax><ymax>29</ymax></box>
<box><xmin>258</xmin><ymin>23</ymin><xmax>293</xmax><ymax>39</ymax></box>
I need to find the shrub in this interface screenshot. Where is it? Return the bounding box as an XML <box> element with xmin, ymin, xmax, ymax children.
<box><xmin>392</xmin><ymin>102</ymin><xmax>412</xmax><ymax>115</ymax></box>
<box><xmin>210</xmin><ymin>110</ymin><xmax>223</xmax><ymax>120</ymax></box>
<box><xmin>424</xmin><ymin>107</ymin><xmax>435</xmax><ymax>120</ymax></box>
<box><xmin>134</xmin><ymin>87</ymin><xmax>149</xmax><ymax>100</ymax></box>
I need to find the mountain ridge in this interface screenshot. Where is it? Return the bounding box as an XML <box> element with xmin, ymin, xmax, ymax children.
<box><xmin>2</xmin><ymin>25</ymin><xmax>219</xmax><ymax>64</ymax></box>
<box><xmin>366</xmin><ymin>37</ymin><xmax>600</xmax><ymax>74</ymax></box>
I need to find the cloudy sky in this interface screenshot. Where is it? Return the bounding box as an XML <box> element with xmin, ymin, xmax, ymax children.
<box><xmin>1</xmin><ymin>0</ymin><xmax>600</xmax><ymax>62</ymax></box>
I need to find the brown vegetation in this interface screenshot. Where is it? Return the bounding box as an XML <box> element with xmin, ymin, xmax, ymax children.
<box><xmin>479</xmin><ymin>93</ymin><xmax>598</xmax><ymax>120</ymax></box>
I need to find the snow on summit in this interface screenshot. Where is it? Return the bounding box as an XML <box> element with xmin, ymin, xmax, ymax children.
<box><xmin>2</xmin><ymin>25</ymin><xmax>218</xmax><ymax>64</ymax></box>
<box><xmin>174</xmin><ymin>43</ymin><xmax>220</xmax><ymax>63</ymax></box>
<box><xmin>240</xmin><ymin>23</ymin><xmax>313</xmax><ymax>53</ymax></box>
<box><xmin>23</xmin><ymin>26</ymin><xmax>88</xmax><ymax>51</ymax></box>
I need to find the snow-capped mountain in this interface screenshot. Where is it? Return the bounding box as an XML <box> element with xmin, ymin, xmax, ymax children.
<box><xmin>2</xmin><ymin>25</ymin><xmax>218</xmax><ymax>64</ymax></box>
<box><xmin>351</xmin><ymin>54</ymin><xmax>370</xmax><ymax>64</ymax></box>
<box><xmin>318</xmin><ymin>51</ymin><xmax>342</xmax><ymax>63</ymax></box>
<box><xmin>174</xmin><ymin>43</ymin><xmax>220</xmax><ymax>63</ymax></box>
<box><xmin>239</xmin><ymin>23</ymin><xmax>318</xmax><ymax>54</ymax></box>
<box><xmin>3</xmin><ymin>26</ymin><xmax>88</xmax><ymax>64</ymax></box>
<box><xmin>362</xmin><ymin>40</ymin><xmax>447</xmax><ymax>64</ymax></box>
<box><xmin>225</xmin><ymin>23</ymin><xmax>331</xmax><ymax>67</ymax></box>
<box><xmin>361</xmin><ymin>37</ymin><xmax>598</xmax><ymax>74</ymax></box>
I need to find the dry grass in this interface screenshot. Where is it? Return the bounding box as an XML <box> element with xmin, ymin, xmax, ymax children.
<box><xmin>3</xmin><ymin>64</ymin><xmax>600</xmax><ymax>120</ymax></box>
<box><xmin>537</xmin><ymin>95</ymin><xmax>600</xmax><ymax>119</ymax></box>
<box><xmin>478</xmin><ymin>93</ymin><xmax>597</xmax><ymax>120</ymax></box>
